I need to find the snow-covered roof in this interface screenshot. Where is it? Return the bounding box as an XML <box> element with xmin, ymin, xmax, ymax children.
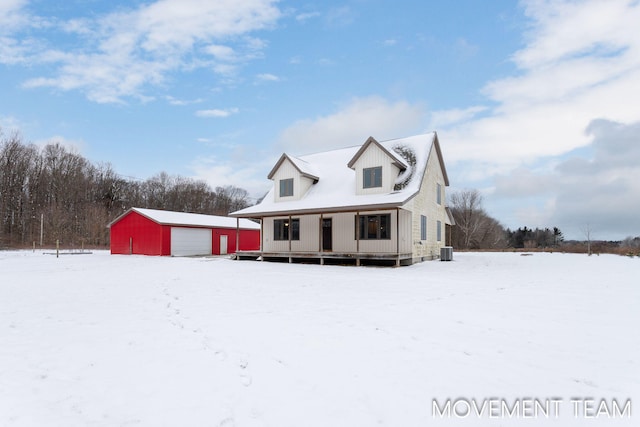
<box><xmin>232</xmin><ymin>133</ymin><xmax>448</xmax><ymax>217</ymax></box>
<box><xmin>347</xmin><ymin>136</ymin><xmax>408</xmax><ymax>170</ymax></box>
<box><xmin>267</xmin><ymin>153</ymin><xmax>320</xmax><ymax>182</ymax></box>
<box><xmin>108</xmin><ymin>208</ymin><xmax>261</xmax><ymax>230</ymax></box>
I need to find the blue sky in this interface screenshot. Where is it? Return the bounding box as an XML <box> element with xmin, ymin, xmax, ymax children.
<box><xmin>1</xmin><ymin>0</ymin><xmax>639</xmax><ymax>240</ymax></box>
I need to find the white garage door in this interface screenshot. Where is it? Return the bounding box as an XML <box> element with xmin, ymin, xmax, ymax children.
<box><xmin>171</xmin><ymin>227</ymin><xmax>212</xmax><ymax>256</ymax></box>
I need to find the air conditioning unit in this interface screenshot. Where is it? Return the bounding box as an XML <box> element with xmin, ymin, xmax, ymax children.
<box><xmin>440</xmin><ymin>246</ymin><xmax>453</xmax><ymax>261</ymax></box>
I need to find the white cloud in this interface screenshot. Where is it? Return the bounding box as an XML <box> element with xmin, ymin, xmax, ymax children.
<box><xmin>437</xmin><ymin>0</ymin><xmax>640</xmax><ymax>168</ymax></box>
<box><xmin>295</xmin><ymin>12</ymin><xmax>320</xmax><ymax>22</ymax></box>
<box><xmin>191</xmin><ymin>153</ymin><xmax>274</xmax><ymax>199</ymax></box>
<box><xmin>255</xmin><ymin>73</ymin><xmax>280</xmax><ymax>82</ymax></box>
<box><xmin>453</xmin><ymin>37</ymin><xmax>478</xmax><ymax>60</ymax></box>
<box><xmin>33</xmin><ymin>135</ymin><xmax>86</xmax><ymax>153</ymax></box>
<box><xmin>491</xmin><ymin>119</ymin><xmax>640</xmax><ymax>239</ymax></box>
<box><xmin>429</xmin><ymin>106</ymin><xmax>487</xmax><ymax>129</ymax></box>
<box><xmin>0</xmin><ymin>115</ymin><xmax>22</xmax><ymax>133</ymax></box>
<box><xmin>433</xmin><ymin>0</ymin><xmax>640</xmax><ymax>238</ymax></box>
<box><xmin>277</xmin><ymin>96</ymin><xmax>425</xmax><ymax>154</ymax></box>
<box><xmin>204</xmin><ymin>44</ymin><xmax>237</xmax><ymax>62</ymax></box>
<box><xmin>4</xmin><ymin>0</ymin><xmax>282</xmax><ymax>103</ymax></box>
<box><xmin>165</xmin><ymin>96</ymin><xmax>203</xmax><ymax>106</ymax></box>
<box><xmin>0</xmin><ymin>0</ymin><xmax>28</xmax><ymax>34</ymax></box>
<box><xmin>325</xmin><ymin>6</ymin><xmax>354</xmax><ymax>27</ymax></box>
<box><xmin>196</xmin><ymin>108</ymin><xmax>239</xmax><ymax>118</ymax></box>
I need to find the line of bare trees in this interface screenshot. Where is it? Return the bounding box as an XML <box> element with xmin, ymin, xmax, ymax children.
<box><xmin>448</xmin><ymin>189</ymin><xmax>508</xmax><ymax>249</ymax></box>
<box><xmin>448</xmin><ymin>189</ymin><xmax>565</xmax><ymax>250</ymax></box>
<box><xmin>0</xmin><ymin>131</ymin><xmax>252</xmax><ymax>248</ymax></box>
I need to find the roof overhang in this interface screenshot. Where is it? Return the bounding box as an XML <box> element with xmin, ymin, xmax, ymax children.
<box><xmin>432</xmin><ymin>132</ymin><xmax>450</xmax><ymax>186</ymax></box>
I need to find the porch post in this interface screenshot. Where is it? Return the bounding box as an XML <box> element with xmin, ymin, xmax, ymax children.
<box><xmin>319</xmin><ymin>214</ymin><xmax>324</xmax><ymax>265</ymax></box>
<box><xmin>288</xmin><ymin>215</ymin><xmax>292</xmax><ymax>263</ymax></box>
<box><xmin>396</xmin><ymin>208</ymin><xmax>400</xmax><ymax>267</ymax></box>
<box><xmin>260</xmin><ymin>218</ymin><xmax>264</xmax><ymax>261</ymax></box>
<box><xmin>356</xmin><ymin>211</ymin><xmax>360</xmax><ymax>267</ymax></box>
<box><xmin>235</xmin><ymin>218</ymin><xmax>240</xmax><ymax>257</ymax></box>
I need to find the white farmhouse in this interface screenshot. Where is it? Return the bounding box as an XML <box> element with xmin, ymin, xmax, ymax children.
<box><xmin>230</xmin><ymin>133</ymin><xmax>453</xmax><ymax>266</ymax></box>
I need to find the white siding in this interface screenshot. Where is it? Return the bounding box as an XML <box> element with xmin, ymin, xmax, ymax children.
<box><xmin>352</xmin><ymin>144</ymin><xmax>402</xmax><ymax>195</ymax></box>
<box><xmin>292</xmin><ymin>215</ymin><xmax>320</xmax><ymax>252</ymax></box>
<box><xmin>271</xmin><ymin>158</ymin><xmax>315</xmax><ymax>202</ymax></box>
<box><xmin>331</xmin><ymin>213</ymin><xmax>357</xmax><ymax>252</ymax></box>
<box><xmin>403</xmin><ymin>143</ymin><xmax>448</xmax><ymax>260</ymax></box>
<box><xmin>262</xmin><ymin>215</ymin><xmax>319</xmax><ymax>252</ymax></box>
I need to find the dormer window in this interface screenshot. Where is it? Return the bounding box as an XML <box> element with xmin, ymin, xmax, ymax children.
<box><xmin>363</xmin><ymin>166</ymin><xmax>382</xmax><ymax>188</ymax></box>
<box><xmin>280</xmin><ymin>178</ymin><xmax>294</xmax><ymax>197</ymax></box>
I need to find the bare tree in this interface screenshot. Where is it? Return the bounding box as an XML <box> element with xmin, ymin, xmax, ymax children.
<box><xmin>0</xmin><ymin>132</ymin><xmax>255</xmax><ymax>248</ymax></box>
<box><xmin>214</xmin><ymin>185</ymin><xmax>250</xmax><ymax>215</ymax></box>
<box><xmin>450</xmin><ymin>189</ymin><xmax>487</xmax><ymax>249</ymax></box>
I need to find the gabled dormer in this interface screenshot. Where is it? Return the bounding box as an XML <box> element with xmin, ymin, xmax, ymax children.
<box><xmin>347</xmin><ymin>136</ymin><xmax>407</xmax><ymax>195</ymax></box>
<box><xmin>268</xmin><ymin>153</ymin><xmax>319</xmax><ymax>202</ymax></box>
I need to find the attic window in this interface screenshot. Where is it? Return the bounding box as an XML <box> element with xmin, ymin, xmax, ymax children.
<box><xmin>279</xmin><ymin>178</ymin><xmax>293</xmax><ymax>197</ymax></box>
<box><xmin>363</xmin><ymin>167</ymin><xmax>382</xmax><ymax>188</ymax></box>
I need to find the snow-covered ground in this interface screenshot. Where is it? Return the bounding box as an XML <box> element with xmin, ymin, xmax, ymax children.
<box><xmin>1</xmin><ymin>250</ymin><xmax>638</xmax><ymax>426</ymax></box>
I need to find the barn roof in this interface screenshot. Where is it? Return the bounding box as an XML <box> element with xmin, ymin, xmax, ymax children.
<box><xmin>108</xmin><ymin>207</ymin><xmax>260</xmax><ymax>230</ymax></box>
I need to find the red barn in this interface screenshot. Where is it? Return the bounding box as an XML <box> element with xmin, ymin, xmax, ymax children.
<box><xmin>108</xmin><ymin>207</ymin><xmax>261</xmax><ymax>256</ymax></box>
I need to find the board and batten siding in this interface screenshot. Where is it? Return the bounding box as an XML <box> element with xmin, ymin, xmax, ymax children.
<box><xmin>352</xmin><ymin>144</ymin><xmax>402</xmax><ymax>196</ymax></box>
<box><xmin>271</xmin><ymin>158</ymin><xmax>315</xmax><ymax>202</ymax></box>
<box><xmin>403</xmin><ymin>142</ymin><xmax>448</xmax><ymax>260</ymax></box>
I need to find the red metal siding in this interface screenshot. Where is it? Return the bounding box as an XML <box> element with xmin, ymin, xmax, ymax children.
<box><xmin>110</xmin><ymin>211</ymin><xmax>164</xmax><ymax>255</ymax></box>
<box><xmin>239</xmin><ymin>229</ymin><xmax>261</xmax><ymax>251</ymax></box>
<box><xmin>110</xmin><ymin>210</ymin><xmax>260</xmax><ymax>256</ymax></box>
<box><xmin>160</xmin><ymin>225</ymin><xmax>171</xmax><ymax>255</ymax></box>
<box><xmin>211</xmin><ymin>228</ymin><xmax>260</xmax><ymax>255</ymax></box>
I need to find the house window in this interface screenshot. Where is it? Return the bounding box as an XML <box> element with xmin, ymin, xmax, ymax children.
<box><xmin>363</xmin><ymin>167</ymin><xmax>382</xmax><ymax>188</ymax></box>
<box><xmin>436</xmin><ymin>183</ymin><xmax>442</xmax><ymax>205</ymax></box>
<box><xmin>437</xmin><ymin>220</ymin><xmax>442</xmax><ymax>242</ymax></box>
<box><xmin>274</xmin><ymin>218</ymin><xmax>299</xmax><ymax>240</ymax></box>
<box><xmin>355</xmin><ymin>214</ymin><xmax>391</xmax><ymax>240</ymax></box>
<box><xmin>420</xmin><ymin>215</ymin><xmax>427</xmax><ymax>240</ymax></box>
<box><xmin>280</xmin><ymin>178</ymin><xmax>294</xmax><ymax>197</ymax></box>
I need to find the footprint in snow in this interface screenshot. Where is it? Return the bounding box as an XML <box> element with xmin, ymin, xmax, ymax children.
<box><xmin>238</xmin><ymin>357</ymin><xmax>252</xmax><ymax>387</ymax></box>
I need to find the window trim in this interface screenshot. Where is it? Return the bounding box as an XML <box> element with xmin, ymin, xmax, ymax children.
<box><xmin>363</xmin><ymin>166</ymin><xmax>382</xmax><ymax>189</ymax></box>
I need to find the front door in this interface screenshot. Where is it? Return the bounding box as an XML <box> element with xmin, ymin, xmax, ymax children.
<box><xmin>322</xmin><ymin>218</ymin><xmax>332</xmax><ymax>251</ymax></box>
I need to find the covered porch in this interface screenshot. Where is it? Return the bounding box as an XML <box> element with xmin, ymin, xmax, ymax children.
<box><xmin>232</xmin><ymin>206</ymin><xmax>415</xmax><ymax>267</ymax></box>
